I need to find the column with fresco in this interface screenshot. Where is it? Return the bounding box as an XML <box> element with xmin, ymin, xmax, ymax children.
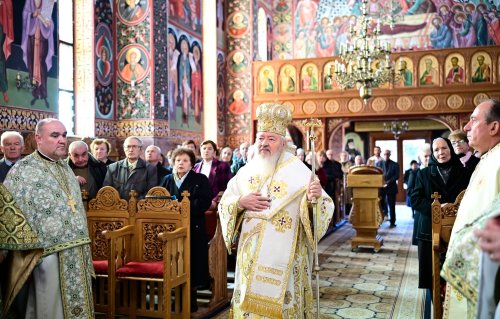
<box><xmin>225</xmin><ymin>0</ymin><xmax>254</xmax><ymax>147</ymax></box>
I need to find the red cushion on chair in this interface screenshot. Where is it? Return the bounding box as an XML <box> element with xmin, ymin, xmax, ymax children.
<box><xmin>93</xmin><ymin>260</ymin><xmax>108</xmax><ymax>274</ymax></box>
<box><xmin>116</xmin><ymin>261</ymin><xmax>164</xmax><ymax>278</ymax></box>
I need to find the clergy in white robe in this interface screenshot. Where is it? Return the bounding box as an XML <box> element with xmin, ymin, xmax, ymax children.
<box><xmin>443</xmin><ymin>99</ymin><xmax>500</xmax><ymax>318</ymax></box>
<box><xmin>219</xmin><ymin>103</ymin><xmax>334</xmax><ymax>318</ymax></box>
<box><xmin>1</xmin><ymin>119</ymin><xmax>94</xmax><ymax>318</ymax></box>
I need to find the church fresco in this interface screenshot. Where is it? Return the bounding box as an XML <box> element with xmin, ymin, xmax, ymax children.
<box><xmin>292</xmin><ymin>0</ymin><xmax>500</xmax><ymax>58</ymax></box>
<box><xmin>0</xmin><ymin>0</ymin><xmax>58</xmax><ymax>112</ymax></box>
<box><xmin>115</xmin><ymin>0</ymin><xmax>151</xmax><ymax>120</ymax></box>
<box><xmin>168</xmin><ymin>0</ymin><xmax>202</xmax><ymax>32</ymax></box>
<box><xmin>95</xmin><ymin>0</ymin><xmax>114</xmax><ymax>121</ymax></box>
<box><xmin>166</xmin><ymin>27</ymin><xmax>203</xmax><ymax>132</ymax></box>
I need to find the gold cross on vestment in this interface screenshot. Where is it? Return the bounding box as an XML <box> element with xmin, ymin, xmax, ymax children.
<box><xmin>68</xmin><ymin>197</ymin><xmax>77</xmax><ymax>214</ymax></box>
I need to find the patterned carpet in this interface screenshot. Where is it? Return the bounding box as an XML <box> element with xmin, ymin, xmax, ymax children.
<box><xmin>214</xmin><ymin>205</ymin><xmax>423</xmax><ymax>319</ymax></box>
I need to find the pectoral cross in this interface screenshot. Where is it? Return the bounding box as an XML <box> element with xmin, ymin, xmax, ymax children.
<box><xmin>68</xmin><ymin>197</ymin><xmax>77</xmax><ymax>214</ymax></box>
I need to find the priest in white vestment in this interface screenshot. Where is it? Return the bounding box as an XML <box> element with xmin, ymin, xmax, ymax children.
<box><xmin>1</xmin><ymin>119</ymin><xmax>94</xmax><ymax>318</ymax></box>
<box><xmin>443</xmin><ymin>99</ymin><xmax>500</xmax><ymax>318</ymax></box>
<box><xmin>219</xmin><ymin>103</ymin><xmax>334</xmax><ymax>318</ymax></box>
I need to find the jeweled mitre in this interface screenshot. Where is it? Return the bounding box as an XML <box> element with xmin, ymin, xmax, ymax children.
<box><xmin>256</xmin><ymin>103</ymin><xmax>292</xmax><ymax>136</ymax></box>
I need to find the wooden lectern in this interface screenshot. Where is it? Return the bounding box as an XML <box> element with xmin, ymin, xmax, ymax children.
<box><xmin>347</xmin><ymin>165</ymin><xmax>384</xmax><ymax>252</ymax></box>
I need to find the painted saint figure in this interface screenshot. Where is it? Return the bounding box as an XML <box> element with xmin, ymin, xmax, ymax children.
<box><xmin>445</xmin><ymin>57</ymin><xmax>464</xmax><ymax>84</ymax></box>
<box><xmin>120</xmin><ymin>47</ymin><xmax>145</xmax><ymax>85</ymax></box>
<box><xmin>0</xmin><ymin>0</ymin><xmax>13</xmax><ymax>103</ymax></box>
<box><xmin>472</xmin><ymin>54</ymin><xmax>491</xmax><ymax>83</ymax></box>
<box><xmin>177</xmin><ymin>37</ymin><xmax>195</xmax><ymax>127</ymax></box>
<box><xmin>191</xmin><ymin>43</ymin><xmax>202</xmax><ymax>125</ymax></box>
<box><xmin>22</xmin><ymin>0</ymin><xmax>55</xmax><ymax>108</ymax></box>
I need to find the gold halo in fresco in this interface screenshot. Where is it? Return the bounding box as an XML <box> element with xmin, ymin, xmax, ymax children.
<box><xmin>302</xmin><ymin>100</ymin><xmax>317</xmax><ymax>114</ymax></box>
<box><xmin>348</xmin><ymin>99</ymin><xmax>363</xmax><ymax>113</ymax></box>
<box><xmin>371</xmin><ymin>98</ymin><xmax>388</xmax><ymax>112</ymax></box>
<box><xmin>325</xmin><ymin>100</ymin><xmax>340</xmax><ymax>114</ymax></box>
<box><xmin>447</xmin><ymin>94</ymin><xmax>464</xmax><ymax>109</ymax></box>
<box><xmin>421</xmin><ymin>95</ymin><xmax>437</xmax><ymax>110</ymax></box>
<box><xmin>473</xmin><ymin>93</ymin><xmax>489</xmax><ymax>106</ymax></box>
<box><xmin>283</xmin><ymin>101</ymin><xmax>295</xmax><ymax>113</ymax></box>
<box><xmin>396</xmin><ymin>96</ymin><xmax>413</xmax><ymax>111</ymax></box>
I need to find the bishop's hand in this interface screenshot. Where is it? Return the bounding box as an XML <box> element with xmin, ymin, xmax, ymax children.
<box><xmin>307</xmin><ymin>178</ymin><xmax>322</xmax><ymax>201</ymax></box>
<box><xmin>238</xmin><ymin>192</ymin><xmax>271</xmax><ymax>212</ymax></box>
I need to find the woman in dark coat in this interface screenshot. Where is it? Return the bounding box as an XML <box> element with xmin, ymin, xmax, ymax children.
<box><xmin>411</xmin><ymin>138</ymin><xmax>471</xmax><ymax>292</ymax></box>
<box><xmin>160</xmin><ymin>148</ymin><xmax>212</xmax><ymax>311</ymax></box>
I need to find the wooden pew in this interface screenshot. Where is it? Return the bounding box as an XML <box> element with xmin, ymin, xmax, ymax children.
<box><xmin>431</xmin><ymin>190</ymin><xmax>465</xmax><ymax>319</ymax></box>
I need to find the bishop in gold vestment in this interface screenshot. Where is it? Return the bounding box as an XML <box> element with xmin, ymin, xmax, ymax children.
<box><xmin>219</xmin><ymin>103</ymin><xmax>334</xmax><ymax>318</ymax></box>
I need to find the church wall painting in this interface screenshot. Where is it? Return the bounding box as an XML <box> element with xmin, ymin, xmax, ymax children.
<box><xmin>217</xmin><ymin>51</ymin><xmax>226</xmax><ymax>137</ymax></box>
<box><xmin>117</xmin><ymin>0</ymin><xmax>149</xmax><ymax>25</ymax></box>
<box><xmin>228</xmin><ymin>50</ymin><xmax>249</xmax><ymax>75</ymax></box>
<box><xmin>291</xmin><ymin>0</ymin><xmax>500</xmax><ymax>59</ymax></box>
<box><xmin>153</xmin><ymin>0</ymin><xmax>169</xmax><ymax>120</ymax></box>
<box><xmin>95</xmin><ymin>0</ymin><xmax>114</xmax><ymax>120</ymax></box>
<box><xmin>115</xmin><ymin>0</ymin><xmax>152</xmax><ymax>120</ymax></box>
<box><xmin>168</xmin><ymin>0</ymin><xmax>202</xmax><ymax>33</ymax></box>
<box><xmin>272</xmin><ymin>0</ymin><xmax>293</xmax><ymax>60</ymax></box>
<box><xmin>166</xmin><ymin>25</ymin><xmax>203</xmax><ymax>133</ymax></box>
<box><xmin>1</xmin><ymin>0</ymin><xmax>58</xmax><ymax>112</ymax></box>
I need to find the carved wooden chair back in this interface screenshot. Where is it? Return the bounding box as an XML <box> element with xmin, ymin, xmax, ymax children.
<box><xmin>431</xmin><ymin>189</ymin><xmax>465</xmax><ymax>319</ymax></box>
<box><xmin>85</xmin><ymin>186</ymin><xmax>129</xmax><ymax>313</ymax></box>
<box><xmin>104</xmin><ymin>186</ymin><xmax>190</xmax><ymax>319</ymax></box>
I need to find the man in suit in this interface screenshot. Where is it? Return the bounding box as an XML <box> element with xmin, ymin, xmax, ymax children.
<box><xmin>382</xmin><ymin>149</ymin><xmax>400</xmax><ymax>227</ymax></box>
<box><xmin>67</xmin><ymin>140</ymin><xmax>108</xmax><ymax>200</ymax></box>
<box><xmin>0</xmin><ymin>131</ymin><xmax>24</xmax><ymax>182</ymax></box>
<box><xmin>103</xmin><ymin>136</ymin><xmax>157</xmax><ymax>199</ymax></box>
<box><xmin>145</xmin><ymin>145</ymin><xmax>171</xmax><ymax>185</ymax></box>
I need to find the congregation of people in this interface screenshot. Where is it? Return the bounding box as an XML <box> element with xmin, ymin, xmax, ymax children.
<box><xmin>0</xmin><ymin>99</ymin><xmax>499</xmax><ymax>318</ymax></box>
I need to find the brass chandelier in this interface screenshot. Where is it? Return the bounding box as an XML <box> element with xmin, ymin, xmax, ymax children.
<box><xmin>384</xmin><ymin>120</ymin><xmax>409</xmax><ymax>139</ymax></box>
<box><xmin>335</xmin><ymin>0</ymin><xmax>398</xmax><ymax>103</ymax></box>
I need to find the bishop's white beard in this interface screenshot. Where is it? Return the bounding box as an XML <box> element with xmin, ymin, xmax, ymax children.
<box><xmin>246</xmin><ymin>149</ymin><xmax>283</xmax><ymax>178</ymax></box>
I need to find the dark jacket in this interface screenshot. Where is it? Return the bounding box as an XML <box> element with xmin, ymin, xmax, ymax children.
<box><xmin>382</xmin><ymin>159</ymin><xmax>400</xmax><ymax>194</ymax></box>
<box><xmin>0</xmin><ymin>158</ymin><xmax>13</xmax><ymax>183</ymax></box>
<box><xmin>464</xmin><ymin>153</ymin><xmax>480</xmax><ymax>172</ymax></box>
<box><xmin>68</xmin><ymin>153</ymin><xmax>108</xmax><ymax>199</ymax></box>
<box><xmin>155</xmin><ymin>163</ymin><xmax>171</xmax><ymax>185</ymax></box>
<box><xmin>193</xmin><ymin>158</ymin><xmax>232</xmax><ymax>202</ymax></box>
<box><xmin>321</xmin><ymin>159</ymin><xmax>343</xmax><ymax>197</ymax></box>
<box><xmin>160</xmin><ymin>170</ymin><xmax>212</xmax><ymax>287</ymax></box>
<box><xmin>410</xmin><ymin>139</ymin><xmax>471</xmax><ymax>288</ymax></box>
<box><xmin>103</xmin><ymin>158</ymin><xmax>157</xmax><ymax>200</ymax></box>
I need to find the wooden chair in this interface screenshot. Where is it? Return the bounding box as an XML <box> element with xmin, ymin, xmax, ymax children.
<box><xmin>85</xmin><ymin>186</ymin><xmax>130</xmax><ymax>313</ymax></box>
<box><xmin>104</xmin><ymin>187</ymin><xmax>191</xmax><ymax>319</ymax></box>
<box><xmin>431</xmin><ymin>190</ymin><xmax>465</xmax><ymax>319</ymax></box>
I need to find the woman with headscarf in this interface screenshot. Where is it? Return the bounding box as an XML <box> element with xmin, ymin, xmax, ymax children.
<box><xmin>410</xmin><ymin>137</ymin><xmax>472</xmax><ymax>313</ymax></box>
<box><xmin>160</xmin><ymin>148</ymin><xmax>212</xmax><ymax>311</ymax></box>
